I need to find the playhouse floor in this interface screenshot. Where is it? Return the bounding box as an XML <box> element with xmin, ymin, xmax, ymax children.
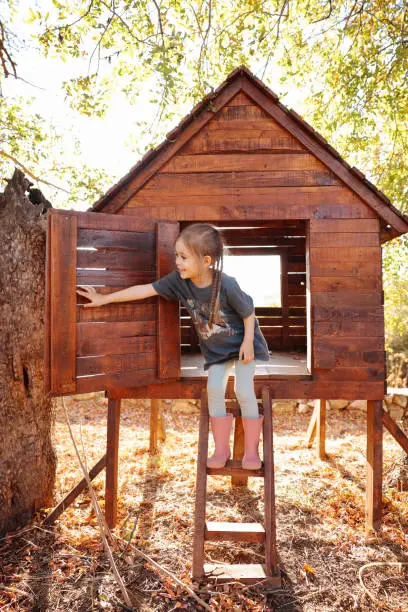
<box><xmin>180</xmin><ymin>350</ymin><xmax>309</xmax><ymax>378</ymax></box>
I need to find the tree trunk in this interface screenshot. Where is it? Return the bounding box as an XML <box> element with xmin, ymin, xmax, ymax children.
<box><xmin>0</xmin><ymin>169</ymin><xmax>56</xmax><ymax>535</ymax></box>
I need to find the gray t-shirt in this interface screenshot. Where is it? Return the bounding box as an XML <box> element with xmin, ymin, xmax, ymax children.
<box><xmin>152</xmin><ymin>270</ymin><xmax>270</xmax><ymax>370</ymax></box>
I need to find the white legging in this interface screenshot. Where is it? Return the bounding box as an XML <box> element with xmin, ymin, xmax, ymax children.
<box><xmin>206</xmin><ymin>359</ymin><xmax>259</xmax><ymax>419</ymax></box>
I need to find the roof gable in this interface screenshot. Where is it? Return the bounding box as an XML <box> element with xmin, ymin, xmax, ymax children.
<box><xmin>90</xmin><ymin>66</ymin><xmax>408</xmax><ymax>238</ymax></box>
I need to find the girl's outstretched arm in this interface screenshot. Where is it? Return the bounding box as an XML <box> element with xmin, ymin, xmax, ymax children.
<box><xmin>76</xmin><ymin>283</ymin><xmax>159</xmax><ymax>308</ymax></box>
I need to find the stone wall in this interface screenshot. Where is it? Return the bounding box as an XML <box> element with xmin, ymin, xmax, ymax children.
<box><xmin>387</xmin><ymin>353</ymin><xmax>408</xmax><ymax>388</ymax></box>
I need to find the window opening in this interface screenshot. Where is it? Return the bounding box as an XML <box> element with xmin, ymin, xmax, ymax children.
<box><xmin>223</xmin><ymin>254</ymin><xmax>281</xmax><ymax>307</ymax></box>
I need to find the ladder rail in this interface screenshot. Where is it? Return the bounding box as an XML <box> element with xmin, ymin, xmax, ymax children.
<box><xmin>192</xmin><ymin>389</ymin><xmax>209</xmax><ymax>579</ymax></box>
<box><xmin>263</xmin><ymin>385</ymin><xmax>279</xmax><ymax>576</ymax></box>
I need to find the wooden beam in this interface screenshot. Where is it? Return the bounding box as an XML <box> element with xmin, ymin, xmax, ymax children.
<box><xmin>192</xmin><ymin>390</ymin><xmax>209</xmax><ymax>579</ymax></box>
<box><xmin>43</xmin><ymin>455</ymin><xmax>107</xmax><ymax>525</ymax></box>
<box><xmin>315</xmin><ymin>399</ymin><xmax>326</xmax><ymax>459</ymax></box>
<box><xmin>305</xmin><ymin>405</ymin><xmax>317</xmax><ymax>448</ymax></box>
<box><xmin>263</xmin><ymin>386</ymin><xmax>278</xmax><ymax>577</ymax></box>
<box><xmin>49</xmin><ymin>211</ymin><xmax>77</xmax><ymax>395</ymax></box>
<box><xmin>232</xmin><ymin>417</ymin><xmax>248</xmax><ymax>487</ymax></box>
<box><xmin>382</xmin><ymin>409</ymin><xmax>408</xmax><ymax>454</ymax></box>
<box><xmin>105</xmin><ymin>398</ymin><xmax>121</xmax><ymax>528</ymax></box>
<box><xmin>366</xmin><ymin>400</ymin><xmax>383</xmax><ymax>531</ymax></box>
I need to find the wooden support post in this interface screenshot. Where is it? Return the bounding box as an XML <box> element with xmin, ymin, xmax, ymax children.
<box><xmin>382</xmin><ymin>409</ymin><xmax>408</xmax><ymax>454</ymax></box>
<box><xmin>150</xmin><ymin>399</ymin><xmax>160</xmax><ymax>452</ymax></box>
<box><xmin>305</xmin><ymin>404</ymin><xmax>317</xmax><ymax>448</ymax></box>
<box><xmin>158</xmin><ymin>404</ymin><xmax>166</xmax><ymax>443</ymax></box>
<box><xmin>232</xmin><ymin>417</ymin><xmax>248</xmax><ymax>487</ymax></box>
<box><xmin>262</xmin><ymin>386</ymin><xmax>278</xmax><ymax>577</ymax></box>
<box><xmin>315</xmin><ymin>399</ymin><xmax>326</xmax><ymax>460</ymax></box>
<box><xmin>366</xmin><ymin>399</ymin><xmax>383</xmax><ymax>531</ymax></box>
<box><xmin>44</xmin><ymin>455</ymin><xmax>107</xmax><ymax>525</ymax></box>
<box><xmin>192</xmin><ymin>390</ymin><xmax>209</xmax><ymax>580</ymax></box>
<box><xmin>105</xmin><ymin>398</ymin><xmax>121</xmax><ymax>529</ymax></box>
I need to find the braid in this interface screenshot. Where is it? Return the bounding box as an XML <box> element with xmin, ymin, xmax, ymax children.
<box><xmin>208</xmin><ymin>241</ymin><xmax>224</xmax><ymax>329</ymax></box>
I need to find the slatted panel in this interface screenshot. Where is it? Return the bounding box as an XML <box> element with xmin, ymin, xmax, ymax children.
<box><xmin>75</xmin><ymin>217</ymin><xmax>158</xmax><ymax>392</ymax></box>
<box><xmin>310</xmin><ymin>218</ymin><xmax>385</xmax><ymax>385</ymax></box>
<box><xmin>46</xmin><ymin>210</ymin><xmax>180</xmax><ymax>396</ymax></box>
<box><xmin>49</xmin><ymin>212</ymin><xmax>77</xmax><ymax>394</ymax></box>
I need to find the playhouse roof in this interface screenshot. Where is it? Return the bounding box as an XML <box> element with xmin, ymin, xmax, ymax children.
<box><xmin>90</xmin><ymin>65</ymin><xmax>408</xmax><ymax>239</ymax></box>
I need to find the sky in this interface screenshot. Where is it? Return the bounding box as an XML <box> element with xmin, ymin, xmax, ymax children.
<box><xmin>4</xmin><ymin>0</ymin><xmax>306</xmax><ymax>211</ymax></box>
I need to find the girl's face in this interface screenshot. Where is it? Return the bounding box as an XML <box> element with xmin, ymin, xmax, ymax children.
<box><xmin>175</xmin><ymin>238</ymin><xmax>211</xmax><ymax>281</ymax></box>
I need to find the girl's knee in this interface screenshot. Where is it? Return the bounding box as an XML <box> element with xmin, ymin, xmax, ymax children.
<box><xmin>234</xmin><ymin>383</ymin><xmax>256</xmax><ymax>403</ymax></box>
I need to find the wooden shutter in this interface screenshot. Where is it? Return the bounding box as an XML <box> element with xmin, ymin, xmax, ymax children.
<box><xmin>44</xmin><ymin>209</ymin><xmax>180</xmax><ymax>396</ymax></box>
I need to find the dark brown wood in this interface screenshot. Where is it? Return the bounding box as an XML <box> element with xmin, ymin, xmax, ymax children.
<box><xmin>263</xmin><ymin>387</ymin><xmax>278</xmax><ymax>577</ymax></box>
<box><xmin>382</xmin><ymin>409</ymin><xmax>408</xmax><ymax>454</ymax></box>
<box><xmin>44</xmin><ymin>212</ymin><xmax>52</xmax><ymax>395</ymax></box>
<box><xmin>129</xmin><ymin>186</ymin><xmax>373</xmax><ymax>210</ymax></box>
<box><xmin>50</xmin><ymin>211</ymin><xmax>77</xmax><ymax>395</ymax></box>
<box><xmin>366</xmin><ymin>400</ymin><xmax>383</xmax><ymax>531</ymax></box>
<box><xmin>123</xmin><ymin>202</ymin><xmax>376</xmax><ymax>221</ymax></box>
<box><xmin>240</xmin><ymin>77</ymin><xmax>408</xmax><ymax>233</ymax></box>
<box><xmin>231</xmin><ymin>417</ymin><xmax>247</xmax><ymax>486</ymax></box>
<box><xmin>280</xmin><ymin>251</ymin><xmax>289</xmax><ymax>347</ymax></box>
<box><xmin>156</xmin><ymin>222</ymin><xmax>180</xmax><ymax>379</ymax></box>
<box><xmin>146</xmin><ymin>170</ymin><xmax>340</xmax><ymax>192</ymax></box>
<box><xmin>161</xmin><ymin>152</ymin><xmax>324</xmax><ymax>174</ymax></box>
<box><xmin>310</xmin><ymin>219</ymin><xmax>380</xmax><ymax>233</ymax></box>
<box><xmin>106</xmin><ymin>378</ymin><xmax>384</xmax><ymax>401</ymax></box>
<box><xmin>44</xmin><ymin>456</ymin><xmax>107</xmax><ymax>525</ymax></box>
<box><xmin>105</xmin><ymin>398</ymin><xmax>121</xmax><ymax>528</ymax></box>
<box><xmin>192</xmin><ymin>390</ymin><xmax>209</xmax><ymax>579</ymax></box>
<box><xmin>49</xmin><ymin>208</ymin><xmax>155</xmax><ymax>231</ymax></box>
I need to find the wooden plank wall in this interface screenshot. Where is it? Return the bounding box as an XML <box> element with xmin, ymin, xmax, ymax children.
<box><xmin>119</xmin><ymin>89</ymin><xmax>384</xmax><ymax>398</ymax></box>
<box><xmin>75</xmin><ymin>224</ymin><xmax>158</xmax><ymax>393</ymax></box>
<box><xmin>309</xmin><ymin>217</ymin><xmax>385</xmax><ymax>394</ymax></box>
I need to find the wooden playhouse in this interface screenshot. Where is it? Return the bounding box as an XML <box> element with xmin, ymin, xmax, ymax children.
<box><xmin>44</xmin><ymin>66</ymin><xmax>408</xmax><ymax>580</ymax></box>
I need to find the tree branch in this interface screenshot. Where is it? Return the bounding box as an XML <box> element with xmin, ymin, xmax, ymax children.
<box><xmin>0</xmin><ymin>151</ymin><xmax>70</xmax><ymax>193</ymax></box>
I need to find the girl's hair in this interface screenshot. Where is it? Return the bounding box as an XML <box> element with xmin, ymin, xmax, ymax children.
<box><xmin>176</xmin><ymin>223</ymin><xmax>226</xmax><ymax>328</ymax></box>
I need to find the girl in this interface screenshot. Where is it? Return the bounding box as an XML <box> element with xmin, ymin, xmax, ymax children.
<box><xmin>77</xmin><ymin>223</ymin><xmax>270</xmax><ymax>470</ymax></box>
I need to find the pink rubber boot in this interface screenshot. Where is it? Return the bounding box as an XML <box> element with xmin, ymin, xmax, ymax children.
<box><xmin>242</xmin><ymin>416</ymin><xmax>264</xmax><ymax>470</ymax></box>
<box><xmin>207</xmin><ymin>414</ymin><xmax>234</xmax><ymax>468</ymax></box>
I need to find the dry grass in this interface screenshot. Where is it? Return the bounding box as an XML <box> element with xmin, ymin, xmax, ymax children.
<box><xmin>1</xmin><ymin>396</ymin><xmax>408</xmax><ymax>611</ymax></box>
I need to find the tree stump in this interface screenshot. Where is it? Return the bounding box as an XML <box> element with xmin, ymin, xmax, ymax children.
<box><xmin>0</xmin><ymin>169</ymin><xmax>56</xmax><ymax>535</ymax></box>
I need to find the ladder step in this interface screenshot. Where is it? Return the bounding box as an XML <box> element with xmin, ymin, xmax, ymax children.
<box><xmin>204</xmin><ymin>563</ymin><xmax>281</xmax><ymax>586</ymax></box>
<box><xmin>207</xmin><ymin>459</ymin><xmax>264</xmax><ymax>477</ymax></box>
<box><xmin>205</xmin><ymin>522</ymin><xmax>265</xmax><ymax>542</ymax></box>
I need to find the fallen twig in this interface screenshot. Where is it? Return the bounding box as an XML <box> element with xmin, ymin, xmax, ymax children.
<box><xmin>62</xmin><ymin>398</ymin><xmax>133</xmax><ymax>609</ymax></box>
<box><xmin>114</xmin><ymin>534</ymin><xmax>212</xmax><ymax>611</ymax></box>
<box><xmin>359</xmin><ymin>561</ymin><xmax>408</xmax><ymax>605</ymax></box>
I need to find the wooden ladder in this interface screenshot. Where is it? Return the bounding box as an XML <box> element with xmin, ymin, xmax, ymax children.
<box><xmin>192</xmin><ymin>386</ymin><xmax>281</xmax><ymax>586</ymax></box>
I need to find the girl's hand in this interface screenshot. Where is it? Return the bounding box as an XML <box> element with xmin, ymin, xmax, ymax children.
<box><xmin>76</xmin><ymin>285</ymin><xmax>106</xmax><ymax>308</ymax></box>
<box><xmin>239</xmin><ymin>339</ymin><xmax>254</xmax><ymax>364</ymax></box>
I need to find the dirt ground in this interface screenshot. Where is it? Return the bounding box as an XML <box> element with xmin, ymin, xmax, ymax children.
<box><xmin>1</xmin><ymin>395</ymin><xmax>407</xmax><ymax>611</ymax></box>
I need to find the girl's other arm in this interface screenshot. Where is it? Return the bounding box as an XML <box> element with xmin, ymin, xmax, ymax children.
<box><xmin>76</xmin><ymin>283</ymin><xmax>159</xmax><ymax>308</ymax></box>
